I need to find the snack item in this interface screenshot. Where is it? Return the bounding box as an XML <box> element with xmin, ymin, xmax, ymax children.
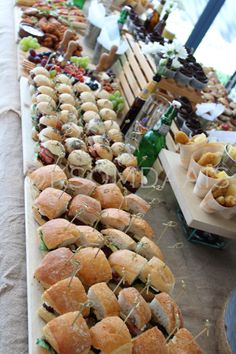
<box><xmin>66</xmin><ymin>177</ymin><xmax>96</xmax><ymax>196</ymax></box>
<box><xmin>92</xmin><ymin>184</ymin><xmax>124</xmax><ymax>209</ymax></box>
<box><xmin>39</xmin><ymin>127</ymin><xmax>61</xmax><ymax>143</ymax></box>
<box><xmin>99</xmin><ymin>108</ymin><xmax>117</xmax><ymax>121</ymax></box>
<box><xmin>68</xmin><ymin>150</ymin><xmax>92</xmax><ymax>177</ymax></box>
<box><xmin>123</xmin><ymin>194</ymin><xmax>150</xmax><ymax>215</ymax></box>
<box><xmin>61</xmin><ymin>123</ymin><xmax>84</xmax><ymax>139</ymax></box>
<box><xmin>92</xmin><ymin>159</ymin><xmax>117</xmax><ymax>184</ymax></box>
<box><xmin>166</xmin><ymin>328</ymin><xmax>202</xmax><ymax>354</ymax></box>
<box><xmin>38</xmin><ymin>140</ymin><xmax>65</xmax><ymax>165</ymax></box>
<box><xmin>175</xmin><ymin>131</ymin><xmax>189</xmax><ymax>145</ymax></box>
<box><xmin>89</xmin><ymin>143</ymin><xmax>113</xmax><ymax>161</ymax></box>
<box><xmin>132</xmin><ymin>327</ymin><xmax>167</xmax><ymax>354</ymax></box>
<box><xmin>197</xmin><ymin>152</ymin><xmax>222</xmax><ymax>167</ymax></box>
<box><xmin>29</xmin><ymin>164</ymin><xmax>67</xmax><ymax>191</ymax></box>
<box><xmin>114</xmin><ymin>153</ymin><xmax>137</xmax><ymax>172</ymax></box>
<box><xmin>136</xmin><ymin>237</ymin><xmax>164</xmax><ymax>261</ymax></box>
<box><xmin>68</xmin><ymin>195</ymin><xmax>101</xmax><ymax>226</ymax></box>
<box><xmin>64</xmin><ymin>138</ymin><xmax>87</xmax><ymax>154</ymax></box>
<box><xmin>121</xmin><ymin>167</ymin><xmax>143</xmax><ymax>192</ymax></box>
<box><xmin>100</xmin><ymin>208</ymin><xmax>130</xmax><ymax>231</ymax></box>
<box><xmin>101</xmin><ymin>228</ymin><xmax>136</xmax><ymax>252</ymax></box>
<box><xmin>76</xmin><ymin>226</ymin><xmax>104</xmax><ymax>248</ymax></box>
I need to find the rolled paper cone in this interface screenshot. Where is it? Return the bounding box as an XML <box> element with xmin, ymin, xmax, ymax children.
<box><xmin>179</xmin><ymin>135</ymin><xmax>208</xmax><ymax>170</ymax></box>
<box><xmin>186</xmin><ymin>143</ymin><xmax>224</xmax><ymax>183</ymax></box>
<box><xmin>193</xmin><ymin>171</ymin><xmax>218</xmax><ymax>198</ymax></box>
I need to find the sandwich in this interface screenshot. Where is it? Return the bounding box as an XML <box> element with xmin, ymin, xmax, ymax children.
<box><xmin>33</xmin><ymin>188</ymin><xmax>72</xmax><ymax>225</ymax></box>
<box><xmin>100</xmin><ymin>208</ymin><xmax>130</xmax><ymax>231</ymax></box>
<box><xmin>64</xmin><ymin>138</ymin><xmax>87</xmax><ymax>154</ymax></box>
<box><xmin>87</xmin><ymin>135</ymin><xmax>110</xmax><ymax>146</ymax></box>
<box><xmin>132</xmin><ymin>327</ymin><xmax>167</xmax><ymax>354</ymax></box>
<box><xmin>118</xmin><ymin>287</ymin><xmax>151</xmax><ymax>335</ymax></box>
<box><xmin>136</xmin><ymin>237</ymin><xmax>164</xmax><ymax>261</ymax></box>
<box><xmin>38</xmin><ymin>140</ymin><xmax>65</xmax><ymax>165</ymax></box>
<box><xmin>108</xmin><ymin>250</ymin><xmax>147</xmax><ymax>285</ymax></box>
<box><xmin>121</xmin><ymin>167</ymin><xmax>143</xmax><ymax>193</ymax></box>
<box><xmin>149</xmin><ymin>292</ymin><xmax>183</xmax><ymax>335</ymax></box>
<box><xmin>106</xmin><ymin>128</ymin><xmax>123</xmax><ymax>143</ymax></box>
<box><xmin>38</xmin><ymin>277</ymin><xmax>89</xmax><ymax>323</ymax></box>
<box><xmin>59</xmin><ymin>110</ymin><xmax>77</xmax><ymax>124</ymax></box>
<box><xmin>128</xmin><ymin>216</ymin><xmax>154</xmax><ymax>240</ymax></box>
<box><xmin>38</xmin><ymin>218</ymin><xmax>81</xmax><ymax>251</ymax></box>
<box><xmin>114</xmin><ymin>153</ymin><xmax>137</xmax><ymax>172</ymax></box>
<box><xmin>76</xmin><ymin>226</ymin><xmax>104</xmax><ymax>248</ymax></box>
<box><xmin>39</xmin><ymin>115</ymin><xmax>62</xmax><ymax>130</ymax></box>
<box><xmin>38</xmin><ymin>127</ymin><xmax>62</xmax><ymax>143</ymax></box>
<box><xmin>85</xmin><ymin>118</ymin><xmax>105</xmax><ymax>136</ymax></box>
<box><xmin>166</xmin><ymin>328</ymin><xmax>203</xmax><ymax>353</ymax></box>
<box><xmin>68</xmin><ymin>150</ymin><xmax>92</xmax><ymax>177</ymax></box>
<box><xmin>61</xmin><ymin>122</ymin><xmax>84</xmax><ymax>139</ymax></box>
<box><xmin>123</xmin><ymin>194</ymin><xmax>150</xmax><ymax>215</ymax></box>
<box><xmin>29</xmin><ymin>164</ymin><xmax>67</xmax><ymax>191</ymax></box>
<box><xmin>34</xmin><ymin>247</ymin><xmax>74</xmax><ymax>289</ymax></box>
<box><xmin>92</xmin><ymin>159</ymin><xmax>118</xmax><ymax>184</ymax></box>
<box><xmin>90</xmin><ymin>316</ymin><xmax>132</xmax><ymax>354</ymax></box>
<box><xmin>37</xmin><ymin>312</ymin><xmax>91</xmax><ymax>354</ymax></box>
<box><xmin>139</xmin><ymin>257</ymin><xmax>175</xmax><ymax>294</ymax></box>
<box><xmin>92</xmin><ymin>184</ymin><xmax>124</xmax><ymax>209</ymax></box>
<box><xmin>68</xmin><ymin>195</ymin><xmax>101</xmax><ymax>226</ymax></box>
<box><xmin>111</xmin><ymin>142</ymin><xmax>129</xmax><ymax>157</ymax></box>
<box><xmin>66</xmin><ymin>177</ymin><xmax>97</xmax><ymax>197</ymax></box>
<box><xmin>83</xmin><ymin>111</ymin><xmax>100</xmax><ymax>123</ymax></box>
<box><xmin>104</xmin><ymin>120</ymin><xmax>120</xmax><ymax>133</ymax></box>
<box><xmin>101</xmin><ymin>228</ymin><xmax>136</xmax><ymax>252</ymax></box>
<box><xmin>99</xmin><ymin>108</ymin><xmax>117</xmax><ymax>121</ymax></box>
<box><xmin>87</xmin><ymin>282</ymin><xmax>120</xmax><ymax>320</ymax></box>
<box><xmin>73</xmin><ymin>247</ymin><xmax>112</xmax><ymax>288</ymax></box>
<box><xmin>89</xmin><ymin>143</ymin><xmax>113</xmax><ymax>161</ymax></box>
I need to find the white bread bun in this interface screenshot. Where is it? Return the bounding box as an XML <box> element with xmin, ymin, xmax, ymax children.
<box><xmin>36</xmin><ymin>101</ymin><xmax>54</xmax><ymax>115</ymax></box>
<box><xmin>38</xmin><ymin>218</ymin><xmax>80</xmax><ymax>250</ymax></box>
<box><xmin>41</xmin><ymin>140</ymin><xmax>65</xmax><ymax>158</ymax></box>
<box><xmin>68</xmin><ymin>150</ymin><xmax>92</xmax><ymax>169</ymax></box>
<box><xmin>34</xmin><ymin>248</ymin><xmax>74</xmax><ymax>289</ymax></box>
<box><xmin>115</xmin><ymin>153</ymin><xmax>137</xmax><ymax>171</ymax></box>
<box><xmin>68</xmin><ymin>195</ymin><xmax>101</xmax><ymax>226</ymax></box>
<box><xmin>36</xmin><ymin>94</ymin><xmax>56</xmax><ymax>108</ymax></box>
<box><xmin>64</xmin><ymin>138</ymin><xmax>87</xmax><ymax>154</ymax></box>
<box><xmin>118</xmin><ymin>287</ymin><xmax>151</xmax><ymax>330</ymax></box>
<box><xmin>121</xmin><ymin>167</ymin><xmax>143</xmax><ymax>192</ymax></box>
<box><xmin>60</xmin><ymin>103</ymin><xmax>77</xmax><ymax>115</ymax></box>
<box><xmin>39</xmin><ymin>115</ymin><xmax>62</xmax><ymax>130</ymax></box>
<box><xmin>42</xmin><ymin>312</ymin><xmax>91</xmax><ymax>354</ymax></box>
<box><xmin>59</xmin><ymin>110</ymin><xmax>77</xmax><ymax>124</ymax></box>
<box><xmin>73</xmin><ymin>247</ymin><xmax>112</xmax><ymax>288</ymax></box>
<box><xmin>89</xmin><ymin>143</ymin><xmax>113</xmax><ymax>161</ymax></box>
<box><xmin>62</xmin><ymin>122</ymin><xmax>83</xmax><ymax>139</ymax></box>
<box><xmin>109</xmin><ymin>250</ymin><xmax>147</xmax><ymax>285</ymax></box>
<box><xmin>92</xmin><ymin>159</ymin><xmax>117</xmax><ymax>184</ymax></box>
<box><xmin>81</xmin><ymin>102</ymin><xmax>98</xmax><ymax>113</ymax></box>
<box><xmin>76</xmin><ymin>226</ymin><xmax>104</xmax><ymax>248</ymax></box>
<box><xmin>38</xmin><ymin>86</ymin><xmax>57</xmax><ymax>100</ymax></box>
<box><xmin>87</xmin><ymin>282</ymin><xmax>120</xmax><ymax>320</ymax></box>
<box><xmin>149</xmin><ymin>292</ymin><xmax>184</xmax><ymax>334</ymax></box>
<box><xmin>100</xmin><ymin>108</ymin><xmax>117</xmax><ymax>121</ymax></box>
<box><xmin>59</xmin><ymin>93</ymin><xmax>75</xmax><ymax>106</ymax></box>
<box><xmin>107</xmin><ymin>128</ymin><xmax>123</xmax><ymax>143</ymax></box>
<box><xmin>80</xmin><ymin>92</ymin><xmax>96</xmax><ymax>103</ymax></box>
<box><xmin>139</xmin><ymin>257</ymin><xmax>175</xmax><ymax>294</ymax></box>
<box><xmin>86</xmin><ymin>118</ymin><xmax>105</xmax><ymax>136</ymax></box>
<box><xmin>96</xmin><ymin>89</ymin><xmax>110</xmax><ymax>99</ymax></box>
<box><xmin>73</xmin><ymin>82</ymin><xmax>91</xmax><ymax>93</ymax></box>
<box><xmin>56</xmin><ymin>74</ymin><xmax>72</xmax><ymax>85</ymax></box>
<box><xmin>104</xmin><ymin>120</ymin><xmax>120</xmax><ymax>132</ymax></box>
<box><xmin>166</xmin><ymin>328</ymin><xmax>203</xmax><ymax>354</ymax></box>
<box><xmin>132</xmin><ymin>326</ymin><xmax>167</xmax><ymax>354</ymax></box>
<box><xmin>34</xmin><ymin>75</ymin><xmax>53</xmax><ymax>88</ymax></box>
<box><xmin>111</xmin><ymin>142</ymin><xmax>128</xmax><ymax>157</ymax></box>
<box><xmin>67</xmin><ymin>177</ymin><xmax>96</xmax><ymax>197</ymax></box>
<box><xmin>87</xmin><ymin>135</ymin><xmax>109</xmax><ymax>146</ymax></box>
<box><xmin>39</xmin><ymin>127</ymin><xmax>62</xmax><ymax>143</ymax></box>
<box><xmin>55</xmin><ymin>83</ymin><xmax>73</xmax><ymax>94</ymax></box>
<box><xmin>90</xmin><ymin>316</ymin><xmax>132</xmax><ymax>354</ymax></box>
<box><xmin>83</xmin><ymin>111</ymin><xmax>100</xmax><ymax>123</ymax></box>
<box><xmin>29</xmin><ymin>164</ymin><xmax>67</xmax><ymax>191</ymax></box>
<box><xmin>100</xmin><ymin>208</ymin><xmax>130</xmax><ymax>231</ymax></box>
<box><xmin>128</xmin><ymin>216</ymin><xmax>154</xmax><ymax>240</ymax></box>
<box><xmin>123</xmin><ymin>194</ymin><xmax>150</xmax><ymax>215</ymax></box>
<box><xmin>136</xmin><ymin>237</ymin><xmax>164</xmax><ymax>261</ymax></box>
<box><xmin>101</xmin><ymin>228</ymin><xmax>136</xmax><ymax>251</ymax></box>
<box><xmin>92</xmin><ymin>184</ymin><xmax>124</xmax><ymax>209</ymax></box>
<box><xmin>31</xmin><ymin>67</ymin><xmax>50</xmax><ymax>78</ymax></box>
<box><xmin>97</xmin><ymin>98</ymin><xmax>113</xmax><ymax>110</ymax></box>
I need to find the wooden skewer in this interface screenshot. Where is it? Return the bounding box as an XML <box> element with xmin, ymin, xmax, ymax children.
<box><xmin>157</xmin><ymin>221</ymin><xmax>177</xmax><ymax>243</ymax></box>
<box><xmin>71</xmin><ymin>300</ymin><xmax>93</xmax><ymax>327</ymax></box>
<box><xmin>112</xmin><ymin>267</ymin><xmax>126</xmax><ymax>294</ymax></box>
<box><xmin>164</xmin><ymin>313</ymin><xmax>181</xmax><ymax>343</ymax></box>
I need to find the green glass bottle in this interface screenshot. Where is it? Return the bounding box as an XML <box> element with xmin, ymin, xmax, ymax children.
<box><xmin>118</xmin><ymin>6</ymin><xmax>129</xmax><ymax>32</ymax></box>
<box><xmin>135</xmin><ymin>100</ymin><xmax>181</xmax><ymax>175</ymax></box>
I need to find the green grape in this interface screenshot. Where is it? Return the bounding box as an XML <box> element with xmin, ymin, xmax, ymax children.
<box><xmin>117</xmin><ymin>97</ymin><xmax>124</xmax><ymax>104</ymax></box>
<box><xmin>117</xmin><ymin>102</ymin><xmax>125</xmax><ymax>112</ymax></box>
<box><xmin>49</xmin><ymin>70</ymin><xmax>57</xmax><ymax>78</ymax></box>
<box><xmin>114</xmin><ymin>91</ymin><xmax>121</xmax><ymax>97</ymax></box>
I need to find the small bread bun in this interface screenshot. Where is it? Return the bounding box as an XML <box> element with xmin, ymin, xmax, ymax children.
<box><xmin>39</xmin><ymin>127</ymin><xmax>62</xmax><ymax>143</ymax></box>
<box><xmin>80</xmin><ymin>92</ymin><xmax>96</xmax><ymax>103</ymax></box>
<box><xmin>31</xmin><ymin>67</ymin><xmax>50</xmax><ymax>78</ymax></box>
<box><xmin>76</xmin><ymin>226</ymin><xmax>104</xmax><ymax>248</ymax></box>
<box><xmin>34</xmin><ymin>247</ymin><xmax>74</xmax><ymax>288</ymax></box>
<box><xmin>87</xmin><ymin>135</ymin><xmax>110</xmax><ymax>146</ymax></box>
<box><xmin>81</xmin><ymin>102</ymin><xmax>98</xmax><ymax>113</ymax></box>
<box><xmin>92</xmin><ymin>159</ymin><xmax>117</xmax><ymax>184</ymax></box>
<box><xmin>96</xmin><ymin>89</ymin><xmax>110</xmax><ymax>99</ymax></box>
<box><xmin>68</xmin><ymin>150</ymin><xmax>92</xmax><ymax>168</ymax></box>
<box><xmin>67</xmin><ymin>177</ymin><xmax>96</xmax><ymax>197</ymax></box>
<box><xmin>87</xmin><ymin>282</ymin><xmax>120</xmax><ymax>320</ymax></box>
<box><xmin>100</xmin><ymin>208</ymin><xmax>130</xmax><ymax>231</ymax></box>
<box><xmin>107</xmin><ymin>128</ymin><xmax>123</xmax><ymax>143</ymax></box>
<box><xmin>114</xmin><ymin>153</ymin><xmax>137</xmax><ymax>172</ymax></box>
<box><xmin>64</xmin><ymin>137</ymin><xmax>87</xmax><ymax>154</ymax></box>
<box><xmin>73</xmin><ymin>82</ymin><xmax>91</xmax><ymax>93</ymax></box>
<box><xmin>121</xmin><ymin>167</ymin><xmax>143</xmax><ymax>192</ymax></box>
<box><xmin>92</xmin><ymin>184</ymin><xmax>124</xmax><ymax>209</ymax></box>
<box><xmin>90</xmin><ymin>316</ymin><xmax>132</xmax><ymax>354</ymax></box>
<box><xmin>111</xmin><ymin>142</ymin><xmax>129</xmax><ymax>157</ymax></box>
<box><xmin>59</xmin><ymin>110</ymin><xmax>77</xmax><ymax>124</ymax></box>
<box><xmin>41</xmin><ymin>140</ymin><xmax>65</xmax><ymax>159</ymax></box>
<box><xmin>100</xmin><ymin>108</ymin><xmax>117</xmax><ymax>121</ymax></box>
<box><xmin>97</xmin><ymin>98</ymin><xmax>113</xmax><ymax>110</ymax></box>
<box><xmin>55</xmin><ymin>74</ymin><xmax>72</xmax><ymax>85</ymax></box>
<box><xmin>73</xmin><ymin>247</ymin><xmax>112</xmax><ymax>287</ymax></box>
<box><xmin>34</xmin><ymin>75</ymin><xmax>53</xmax><ymax>88</ymax></box>
<box><xmin>101</xmin><ymin>228</ymin><xmax>136</xmax><ymax>251</ymax></box>
<box><xmin>60</xmin><ymin>103</ymin><xmax>77</xmax><ymax>115</ymax></box>
<box><xmin>68</xmin><ymin>194</ymin><xmax>101</xmax><ymax>226</ymax></box>
<box><xmin>39</xmin><ymin>115</ymin><xmax>62</xmax><ymax>130</ymax></box>
<box><xmin>83</xmin><ymin>111</ymin><xmax>100</xmax><ymax>123</ymax></box>
<box><xmin>89</xmin><ymin>143</ymin><xmax>113</xmax><ymax>161</ymax></box>
<box><xmin>136</xmin><ymin>237</ymin><xmax>164</xmax><ymax>261</ymax></box>
<box><xmin>59</xmin><ymin>93</ymin><xmax>75</xmax><ymax>106</ymax></box>
<box><xmin>139</xmin><ymin>257</ymin><xmax>175</xmax><ymax>294</ymax></box>
<box><xmin>167</xmin><ymin>328</ymin><xmax>202</xmax><ymax>354</ymax></box>
<box><xmin>38</xmin><ymin>218</ymin><xmax>80</xmax><ymax>250</ymax></box>
<box><xmin>118</xmin><ymin>287</ymin><xmax>151</xmax><ymax>331</ymax></box>
<box><xmin>38</xmin><ymin>86</ymin><xmax>57</xmax><ymax>100</ymax></box>
<box><xmin>36</xmin><ymin>101</ymin><xmax>54</xmax><ymax>115</ymax></box>
<box><xmin>55</xmin><ymin>83</ymin><xmax>73</xmax><ymax>94</ymax></box>
<box><xmin>149</xmin><ymin>292</ymin><xmax>183</xmax><ymax>334</ymax></box>
<box><xmin>85</xmin><ymin>118</ymin><xmax>105</xmax><ymax>136</ymax></box>
<box><xmin>128</xmin><ymin>216</ymin><xmax>154</xmax><ymax>240</ymax></box>
<box><xmin>62</xmin><ymin>122</ymin><xmax>84</xmax><ymax>139</ymax></box>
<box><xmin>132</xmin><ymin>327</ymin><xmax>167</xmax><ymax>354</ymax></box>
<box><xmin>36</xmin><ymin>94</ymin><xmax>56</xmax><ymax>108</ymax></box>
<box><xmin>42</xmin><ymin>312</ymin><xmax>91</xmax><ymax>354</ymax></box>
<box><xmin>123</xmin><ymin>194</ymin><xmax>150</xmax><ymax>215</ymax></box>
<box><xmin>108</xmin><ymin>250</ymin><xmax>147</xmax><ymax>285</ymax></box>
<box><xmin>104</xmin><ymin>120</ymin><xmax>120</xmax><ymax>132</ymax></box>
<box><xmin>29</xmin><ymin>164</ymin><xmax>67</xmax><ymax>191</ymax></box>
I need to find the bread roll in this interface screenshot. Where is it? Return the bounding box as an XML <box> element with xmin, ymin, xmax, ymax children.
<box><xmin>92</xmin><ymin>184</ymin><xmax>124</xmax><ymax>209</ymax></box>
<box><xmin>29</xmin><ymin>164</ymin><xmax>67</xmax><ymax>191</ymax></box>
<box><xmin>68</xmin><ymin>195</ymin><xmax>101</xmax><ymax>226</ymax></box>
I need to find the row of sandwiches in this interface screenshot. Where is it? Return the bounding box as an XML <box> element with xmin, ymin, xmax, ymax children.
<box><xmin>27</xmin><ymin>66</ymin><xmax>202</xmax><ymax>353</ymax></box>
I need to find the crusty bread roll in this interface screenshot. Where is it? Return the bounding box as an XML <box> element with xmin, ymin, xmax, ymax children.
<box><xmin>118</xmin><ymin>287</ymin><xmax>151</xmax><ymax>332</ymax></box>
<box><xmin>39</xmin><ymin>127</ymin><xmax>62</xmax><ymax>143</ymax></box>
<box><xmin>139</xmin><ymin>257</ymin><xmax>175</xmax><ymax>294</ymax></box>
<box><xmin>90</xmin><ymin>316</ymin><xmax>132</xmax><ymax>354</ymax></box>
<box><xmin>92</xmin><ymin>184</ymin><xmax>124</xmax><ymax>209</ymax></box>
<box><xmin>150</xmin><ymin>292</ymin><xmax>183</xmax><ymax>334</ymax></box>
<box><xmin>121</xmin><ymin>167</ymin><xmax>143</xmax><ymax>192</ymax></box>
<box><xmin>76</xmin><ymin>226</ymin><xmax>104</xmax><ymax>248</ymax></box>
<box><xmin>136</xmin><ymin>237</ymin><xmax>164</xmax><ymax>261</ymax></box>
<box><xmin>100</xmin><ymin>208</ymin><xmax>130</xmax><ymax>231</ymax></box>
<box><xmin>123</xmin><ymin>194</ymin><xmax>150</xmax><ymax>215</ymax></box>
<box><xmin>101</xmin><ymin>228</ymin><xmax>136</xmax><ymax>251</ymax></box>
<box><xmin>87</xmin><ymin>282</ymin><xmax>120</xmax><ymax>320</ymax></box>
<box><xmin>38</xmin><ymin>218</ymin><xmax>80</xmax><ymax>250</ymax></box>
<box><xmin>39</xmin><ymin>277</ymin><xmax>89</xmax><ymax>322</ymax></box>
<box><xmin>34</xmin><ymin>248</ymin><xmax>74</xmax><ymax>289</ymax></box>
<box><xmin>166</xmin><ymin>328</ymin><xmax>203</xmax><ymax>353</ymax></box>
<box><xmin>68</xmin><ymin>195</ymin><xmax>101</xmax><ymax>226</ymax></box>
<box><xmin>109</xmin><ymin>250</ymin><xmax>147</xmax><ymax>285</ymax></box>
<box><xmin>33</xmin><ymin>188</ymin><xmax>72</xmax><ymax>225</ymax></box>
<box><xmin>42</xmin><ymin>312</ymin><xmax>91</xmax><ymax>354</ymax></box>
<box><xmin>73</xmin><ymin>247</ymin><xmax>112</xmax><ymax>288</ymax></box>
<box><xmin>132</xmin><ymin>326</ymin><xmax>167</xmax><ymax>354</ymax></box>
<box><xmin>128</xmin><ymin>216</ymin><xmax>154</xmax><ymax>240</ymax></box>
<box><xmin>66</xmin><ymin>177</ymin><xmax>97</xmax><ymax>197</ymax></box>
<box><xmin>89</xmin><ymin>143</ymin><xmax>113</xmax><ymax>161</ymax></box>
<box><xmin>29</xmin><ymin>164</ymin><xmax>67</xmax><ymax>191</ymax></box>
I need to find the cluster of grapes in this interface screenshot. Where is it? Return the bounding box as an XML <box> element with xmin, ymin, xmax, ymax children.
<box><xmin>20</xmin><ymin>36</ymin><xmax>40</xmax><ymax>52</ymax></box>
<box><xmin>109</xmin><ymin>91</ymin><xmax>125</xmax><ymax>112</ymax></box>
<box><xmin>70</xmin><ymin>56</ymin><xmax>90</xmax><ymax>69</ymax></box>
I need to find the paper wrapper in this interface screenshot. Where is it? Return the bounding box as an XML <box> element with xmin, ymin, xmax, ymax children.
<box><xmin>193</xmin><ymin>171</ymin><xmax>218</xmax><ymax>198</ymax></box>
<box><xmin>200</xmin><ymin>178</ymin><xmax>236</xmax><ymax>219</ymax></box>
<box><xmin>179</xmin><ymin>136</ymin><xmax>208</xmax><ymax>169</ymax></box>
<box><xmin>186</xmin><ymin>143</ymin><xmax>224</xmax><ymax>182</ymax></box>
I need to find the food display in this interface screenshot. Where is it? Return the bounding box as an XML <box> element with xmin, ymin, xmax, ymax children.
<box><xmin>19</xmin><ymin>60</ymin><xmax>205</xmax><ymax>353</ymax></box>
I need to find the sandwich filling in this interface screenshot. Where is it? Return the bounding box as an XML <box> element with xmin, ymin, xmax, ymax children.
<box><xmin>36</xmin><ymin>338</ymin><xmax>57</xmax><ymax>354</ymax></box>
